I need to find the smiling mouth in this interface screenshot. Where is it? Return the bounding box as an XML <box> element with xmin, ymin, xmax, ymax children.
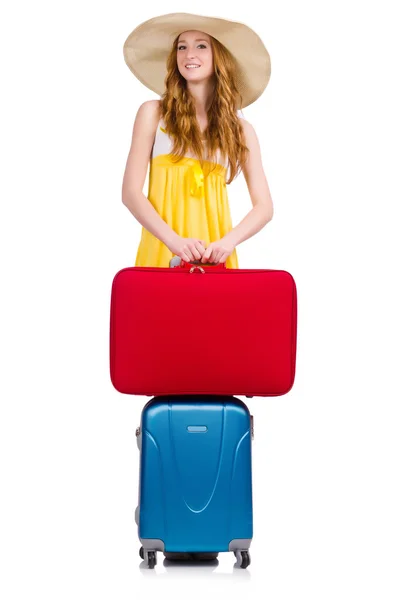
<box><xmin>185</xmin><ymin>65</ymin><xmax>201</xmax><ymax>69</ymax></box>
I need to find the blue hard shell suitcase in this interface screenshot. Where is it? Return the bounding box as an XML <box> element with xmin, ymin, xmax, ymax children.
<box><xmin>135</xmin><ymin>396</ymin><xmax>254</xmax><ymax>569</ymax></box>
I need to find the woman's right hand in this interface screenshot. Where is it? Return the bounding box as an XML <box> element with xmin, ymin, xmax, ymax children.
<box><xmin>167</xmin><ymin>235</ymin><xmax>207</xmax><ymax>263</ymax></box>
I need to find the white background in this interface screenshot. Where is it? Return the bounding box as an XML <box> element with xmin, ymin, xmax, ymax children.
<box><xmin>1</xmin><ymin>1</ymin><xmax>396</xmax><ymax>598</ymax></box>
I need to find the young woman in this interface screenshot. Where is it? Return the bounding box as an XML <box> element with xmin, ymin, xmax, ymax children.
<box><xmin>122</xmin><ymin>13</ymin><xmax>274</xmax><ymax>268</ymax></box>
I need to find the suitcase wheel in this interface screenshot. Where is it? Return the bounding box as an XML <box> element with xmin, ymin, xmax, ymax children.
<box><xmin>234</xmin><ymin>550</ymin><xmax>251</xmax><ymax>569</ymax></box>
<box><xmin>139</xmin><ymin>546</ymin><xmax>157</xmax><ymax>569</ymax></box>
<box><xmin>147</xmin><ymin>551</ymin><xmax>157</xmax><ymax>569</ymax></box>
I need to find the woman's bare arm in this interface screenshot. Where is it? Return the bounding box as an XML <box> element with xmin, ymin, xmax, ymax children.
<box><xmin>121</xmin><ymin>99</ymin><xmax>178</xmax><ymax>248</ymax></box>
<box><xmin>223</xmin><ymin>118</ymin><xmax>274</xmax><ymax>247</ymax></box>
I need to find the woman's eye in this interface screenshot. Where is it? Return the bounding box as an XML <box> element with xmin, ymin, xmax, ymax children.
<box><xmin>178</xmin><ymin>44</ymin><xmax>207</xmax><ymax>50</ymax></box>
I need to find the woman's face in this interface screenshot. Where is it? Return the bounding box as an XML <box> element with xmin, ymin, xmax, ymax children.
<box><xmin>176</xmin><ymin>30</ymin><xmax>214</xmax><ymax>82</ymax></box>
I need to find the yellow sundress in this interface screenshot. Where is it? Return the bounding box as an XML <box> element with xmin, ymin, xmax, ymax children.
<box><xmin>134</xmin><ymin>116</ymin><xmax>241</xmax><ymax>269</ymax></box>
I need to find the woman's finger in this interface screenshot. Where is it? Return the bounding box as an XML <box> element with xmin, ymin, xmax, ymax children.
<box><xmin>190</xmin><ymin>246</ymin><xmax>201</xmax><ymax>260</ymax></box>
<box><xmin>202</xmin><ymin>249</ymin><xmax>213</xmax><ymax>263</ymax></box>
<box><xmin>196</xmin><ymin>240</ymin><xmax>207</xmax><ymax>257</ymax></box>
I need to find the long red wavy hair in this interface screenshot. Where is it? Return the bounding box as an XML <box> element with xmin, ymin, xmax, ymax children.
<box><xmin>158</xmin><ymin>33</ymin><xmax>249</xmax><ymax>185</ymax></box>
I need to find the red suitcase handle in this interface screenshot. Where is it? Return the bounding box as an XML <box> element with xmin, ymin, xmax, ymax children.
<box><xmin>179</xmin><ymin>259</ymin><xmax>226</xmax><ymax>269</ymax></box>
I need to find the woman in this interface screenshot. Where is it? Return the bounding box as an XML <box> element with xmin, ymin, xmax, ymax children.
<box><xmin>122</xmin><ymin>13</ymin><xmax>274</xmax><ymax>268</ymax></box>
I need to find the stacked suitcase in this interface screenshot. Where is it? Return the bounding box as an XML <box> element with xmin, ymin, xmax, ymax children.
<box><xmin>109</xmin><ymin>256</ymin><xmax>297</xmax><ymax>568</ymax></box>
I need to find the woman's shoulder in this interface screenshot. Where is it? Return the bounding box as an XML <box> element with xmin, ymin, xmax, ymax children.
<box><xmin>139</xmin><ymin>99</ymin><xmax>161</xmax><ymax>112</ymax></box>
<box><xmin>134</xmin><ymin>99</ymin><xmax>161</xmax><ymax>130</ymax></box>
<box><xmin>137</xmin><ymin>99</ymin><xmax>161</xmax><ymax>120</ymax></box>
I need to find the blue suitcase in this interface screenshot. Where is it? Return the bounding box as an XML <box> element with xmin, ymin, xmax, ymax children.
<box><xmin>135</xmin><ymin>396</ymin><xmax>254</xmax><ymax>568</ymax></box>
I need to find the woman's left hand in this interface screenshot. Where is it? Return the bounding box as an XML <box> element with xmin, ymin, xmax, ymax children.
<box><xmin>201</xmin><ymin>236</ymin><xmax>236</xmax><ymax>264</ymax></box>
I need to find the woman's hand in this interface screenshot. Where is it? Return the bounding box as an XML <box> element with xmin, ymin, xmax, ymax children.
<box><xmin>201</xmin><ymin>237</ymin><xmax>236</xmax><ymax>264</ymax></box>
<box><xmin>167</xmin><ymin>235</ymin><xmax>207</xmax><ymax>263</ymax></box>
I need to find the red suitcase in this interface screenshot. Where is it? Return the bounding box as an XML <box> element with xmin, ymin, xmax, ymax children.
<box><xmin>109</xmin><ymin>260</ymin><xmax>297</xmax><ymax>397</ymax></box>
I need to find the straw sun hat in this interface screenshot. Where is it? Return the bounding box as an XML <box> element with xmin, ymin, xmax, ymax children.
<box><xmin>123</xmin><ymin>12</ymin><xmax>271</xmax><ymax>109</ymax></box>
